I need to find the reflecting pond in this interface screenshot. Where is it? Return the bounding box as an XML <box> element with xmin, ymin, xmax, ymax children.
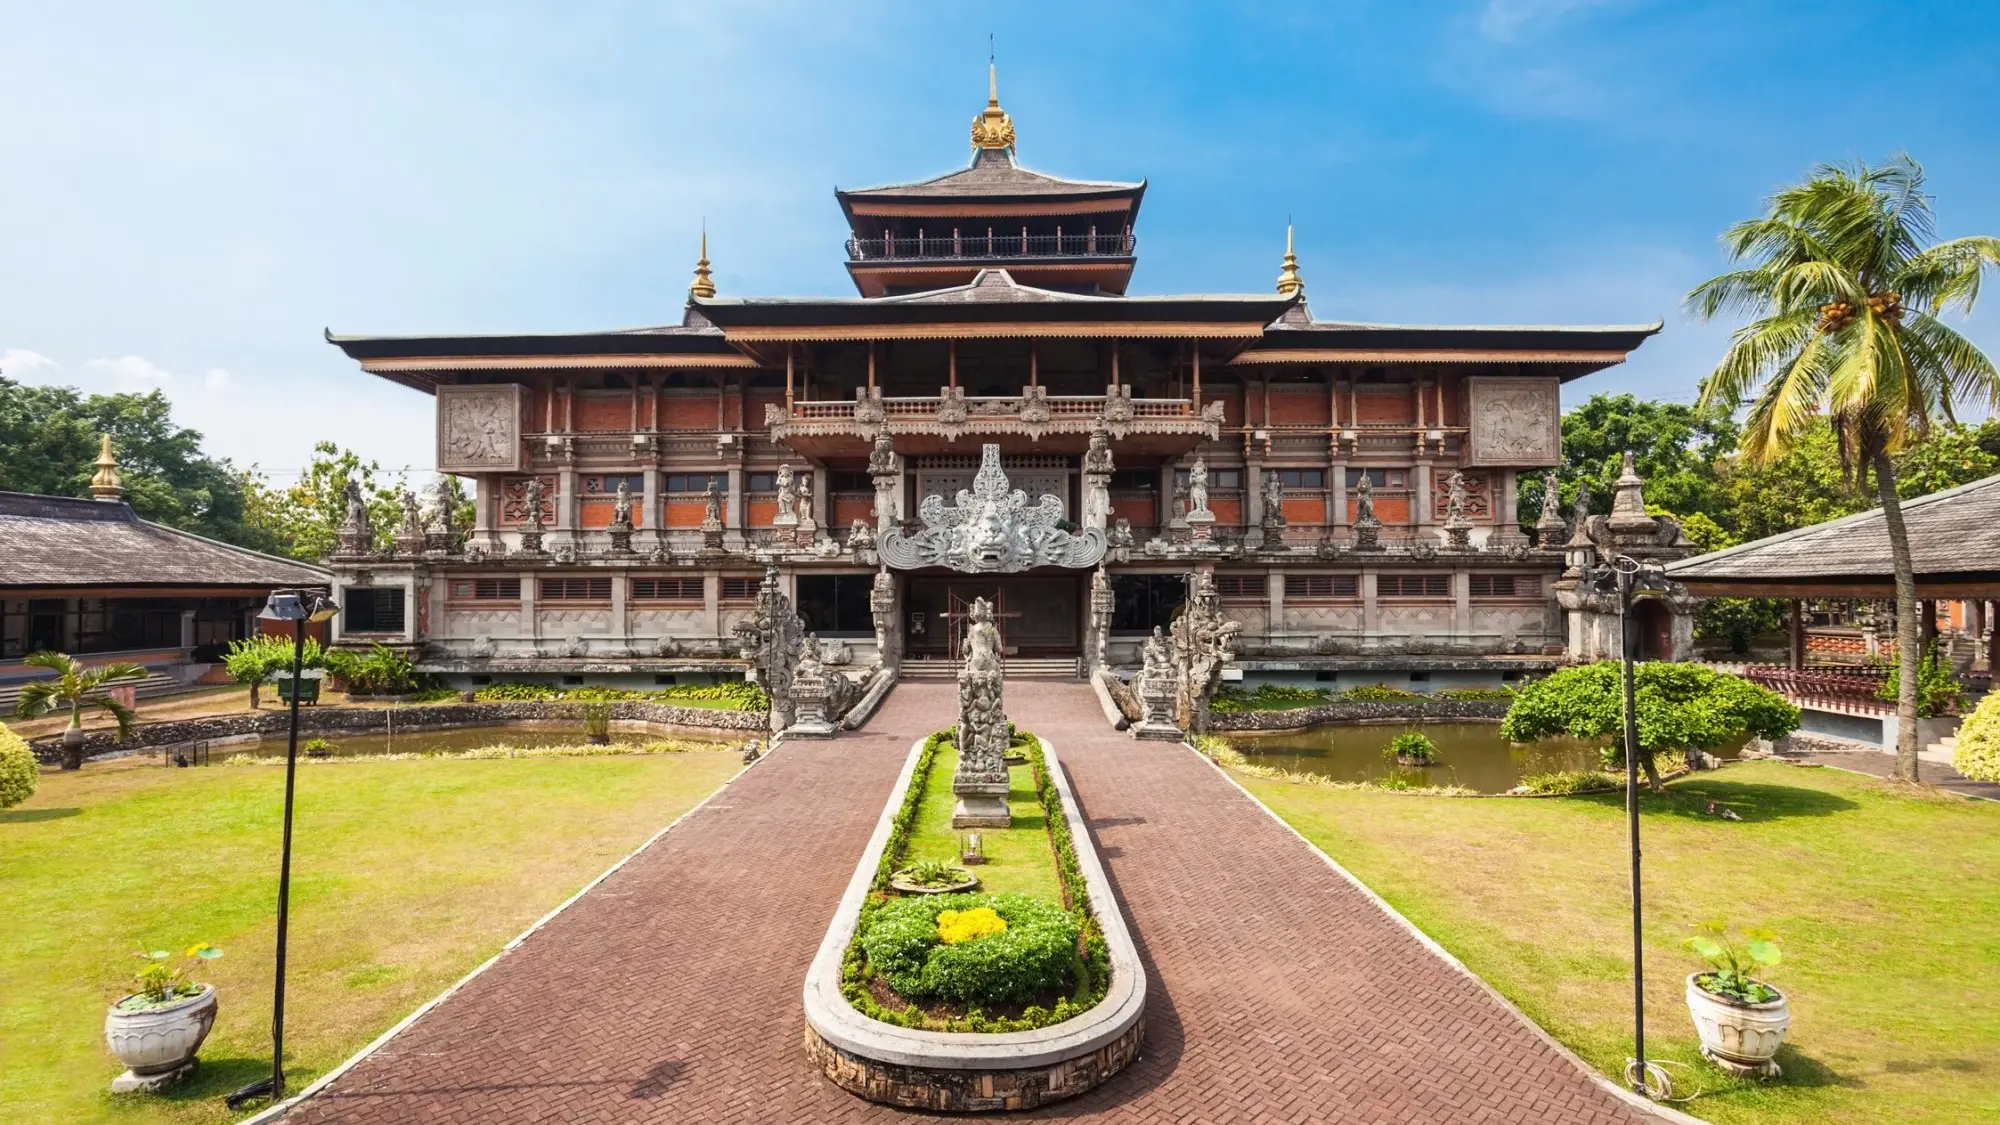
<box><xmin>222</xmin><ymin>722</ymin><xmax>736</xmax><ymax>759</ymax></box>
<box><xmin>1226</xmin><ymin>721</ymin><xmax>1743</xmax><ymax>794</ymax></box>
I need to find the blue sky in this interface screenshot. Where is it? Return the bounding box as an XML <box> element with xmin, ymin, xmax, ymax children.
<box><xmin>5</xmin><ymin>0</ymin><xmax>1999</xmax><ymax>481</ymax></box>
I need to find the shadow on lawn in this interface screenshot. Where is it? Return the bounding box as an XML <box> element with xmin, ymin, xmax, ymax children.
<box><xmin>0</xmin><ymin>807</ymin><xmax>81</xmax><ymax>824</ymax></box>
<box><xmin>1567</xmin><ymin>779</ymin><xmax>1859</xmax><ymax>822</ymax></box>
<box><xmin>125</xmin><ymin>1054</ymin><xmax>298</xmax><ymax>1107</ymax></box>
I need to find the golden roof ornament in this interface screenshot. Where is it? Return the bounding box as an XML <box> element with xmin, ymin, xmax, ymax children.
<box><xmin>969</xmin><ymin>62</ymin><xmax>1016</xmax><ymax>152</ymax></box>
<box><xmin>89</xmin><ymin>433</ymin><xmax>123</xmax><ymax>501</ymax></box>
<box><xmin>689</xmin><ymin>229</ymin><xmax>715</xmax><ymax>299</ymax></box>
<box><xmin>1276</xmin><ymin>224</ymin><xmax>1305</xmax><ymax>298</ymax></box>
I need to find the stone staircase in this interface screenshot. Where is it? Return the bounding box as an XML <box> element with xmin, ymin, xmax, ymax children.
<box><xmin>0</xmin><ymin>667</ymin><xmax>190</xmax><ymax>713</ymax></box>
<box><xmin>1924</xmin><ymin>733</ymin><xmax>1959</xmax><ymax>767</ymax></box>
<box><xmin>898</xmin><ymin>657</ymin><xmax>1083</xmax><ymax>682</ymax></box>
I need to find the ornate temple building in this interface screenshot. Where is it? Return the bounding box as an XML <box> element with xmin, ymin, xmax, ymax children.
<box><xmin>323</xmin><ymin>70</ymin><xmax>1672</xmax><ymax>696</ymax></box>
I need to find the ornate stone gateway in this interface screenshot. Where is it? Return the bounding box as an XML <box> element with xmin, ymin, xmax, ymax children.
<box><xmin>880</xmin><ymin>444</ymin><xmax>1106</xmax><ymax>573</ymax></box>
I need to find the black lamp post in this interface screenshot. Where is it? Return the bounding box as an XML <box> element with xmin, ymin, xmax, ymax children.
<box><xmin>1587</xmin><ymin>554</ymin><xmax>1673</xmax><ymax>1099</ymax></box>
<box><xmin>228</xmin><ymin>589</ymin><xmax>338</xmax><ymax>1110</ymax></box>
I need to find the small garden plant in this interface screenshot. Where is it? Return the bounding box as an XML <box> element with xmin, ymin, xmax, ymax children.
<box><xmin>1874</xmin><ymin>642</ymin><xmax>1966</xmax><ymax>718</ymax></box>
<box><xmin>1686</xmin><ymin>920</ymin><xmax>1782</xmax><ymax>1004</ymax></box>
<box><xmin>1384</xmin><ymin>730</ymin><xmax>1439</xmax><ymax>766</ymax></box>
<box><xmin>223</xmin><ymin>634</ymin><xmax>324</xmax><ymax>708</ymax></box>
<box><xmin>469</xmin><ymin>680</ymin><xmax>770</xmax><ymax>711</ymax></box>
<box><xmin>325</xmin><ymin>643</ymin><xmax>422</xmax><ymax>696</ymax></box>
<box><xmin>119</xmin><ymin>943</ymin><xmax>222</xmax><ymax>1011</ymax></box>
<box><xmin>0</xmin><ymin>722</ymin><xmax>38</xmax><ymax>809</ymax></box>
<box><xmin>893</xmin><ymin>858</ymin><xmax>974</xmax><ymax>889</ymax></box>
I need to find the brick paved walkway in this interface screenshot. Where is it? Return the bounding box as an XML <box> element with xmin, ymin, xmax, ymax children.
<box><xmin>282</xmin><ymin>680</ymin><xmax>1656</xmax><ymax>1124</ymax></box>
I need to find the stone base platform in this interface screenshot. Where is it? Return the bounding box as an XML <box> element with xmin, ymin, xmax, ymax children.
<box><xmin>806</xmin><ymin>1017</ymin><xmax>1143</xmax><ymax>1112</ymax></box>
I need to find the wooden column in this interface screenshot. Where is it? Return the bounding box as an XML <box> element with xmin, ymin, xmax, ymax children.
<box><xmin>1789</xmin><ymin>598</ymin><xmax>1805</xmax><ymax>670</ymax></box>
<box><xmin>1191</xmin><ymin>345</ymin><xmax>1202</xmax><ymax>410</ymax></box>
<box><xmin>949</xmin><ymin>341</ymin><xmax>958</xmax><ymax>389</ymax></box>
<box><xmin>785</xmin><ymin>346</ymin><xmax>795</xmax><ymax>411</ymax></box>
<box><xmin>1921</xmin><ymin>599</ymin><xmax>1939</xmax><ymax>654</ymax></box>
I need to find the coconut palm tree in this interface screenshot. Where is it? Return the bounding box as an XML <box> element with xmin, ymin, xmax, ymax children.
<box><xmin>1688</xmin><ymin>155</ymin><xmax>2000</xmax><ymax>781</ymax></box>
<box><xmin>11</xmin><ymin>651</ymin><xmax>147</xmax><ymax>770</ymax></box>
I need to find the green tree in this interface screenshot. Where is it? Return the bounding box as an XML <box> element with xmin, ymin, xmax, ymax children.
<box><xmin>1500</xmin><ymin>661</ymin><xmax>1799</xmax><ymax>792</ymax></box>
<box><xmin>1687</xmin><ymin>155</ymin><xmax>2000</xmax><ymax>781</ymax></box>
<box><xmin>11</xmin><ymin>652</ymin><xmax>148</xmax><ymax>770</ymax></box>
<box><xmin>244</xmin><ymin>441</ymin><xmax>405</xmax><ymax>561</ymax></box>
<box><xmin>1521</xmin><ymin>393</ymin><xmax>1739</xmax><ymax>526</ymax></box>
<box><xmin>0</xmin><ymin>378</ymin><xmax>275</xmax><ymax>551</ymax></box>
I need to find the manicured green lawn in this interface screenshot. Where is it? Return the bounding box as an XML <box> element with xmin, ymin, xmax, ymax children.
<box><xmin>0</xmin><ymin>750</ymin><xmax>743</xmax><ymax>1125</ymax></box>
<box><xmin>900</xmin><ymin>741</ymin><xmax>1062</xmax><ymax>901</ymax></box>
<box><xmin>1238</xmin><ymin>759</ymin><xmax>2000</xmax><ymax>1125</ymax></box>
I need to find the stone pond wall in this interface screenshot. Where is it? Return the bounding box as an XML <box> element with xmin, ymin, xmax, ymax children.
<box><xmin>1208</xmin><ymin>698</ymin><xmax>1511</xmax><ymax>732</ymax></box>
<box><xmin>806</xmin><ymin>1018</ymin><xmax>1145</xmax><ymax>1113</ymax></box>
<box><xmin>30</xmin><ymin>701</ymin><xmax>767</xmax><ymax>762</ymax></box>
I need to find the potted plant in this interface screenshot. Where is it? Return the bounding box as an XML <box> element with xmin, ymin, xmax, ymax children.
<box><xmin>581</xmin><ymin>702</ymin><xmax>613</xmax><ymax>745</ymax></box>
<box><xmin>105</xmin><ymin>943</ymin><xmax>223</xmax><ymax>1093</ymax></box>
<box><xmin>11</xmin><ymin>651</ymin><xmax>148</xmax><ymax>770</ymax></box>
<box><xmin>1683</xmin><ymin>920</ymin><xmax>1788</xmax><ymax>1077</ymax></box>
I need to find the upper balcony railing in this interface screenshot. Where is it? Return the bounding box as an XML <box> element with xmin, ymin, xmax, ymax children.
<box><xmin>846</xmin><ymin>230</ymin><xmax>1137</xmax><ymax>262</ymax></box>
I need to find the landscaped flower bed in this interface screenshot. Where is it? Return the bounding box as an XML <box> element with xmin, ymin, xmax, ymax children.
<box><xmin>803</xmin><ymin>730</ymin><xmax>1144</xmax><ymax>1112</ymax></box>
<box><xmin>841</xmin><ymin>728</ymin><xmax>1109</xmax><ymax>1034</ymax></box>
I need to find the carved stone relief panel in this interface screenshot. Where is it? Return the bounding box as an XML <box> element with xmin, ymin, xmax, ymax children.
<box><xmin>501</xmin><ymin>476</ymin><xmax>559</xmax><ymax>526</ymax></box>
<box><xmin>1465</xmin><ymin>377</ymin><xmax>1560</xmax><ymax>467</ymax></box>
<box><xmin>1431</xmin><ymin>470</ymin><xmax>1493</xmax><ymax>520</ymax></box>
<box><xmin>437</xmin><ymin>384</ymin><xmax>525</xmax><ymax>472</ymax></box>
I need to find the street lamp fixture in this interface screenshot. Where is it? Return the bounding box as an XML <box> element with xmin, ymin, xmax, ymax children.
<box><xmin>227</xmin><ymin>589</ymin><xmax>338</xmax><ymax>1110</ymax></box>
<box><xmin>1586</xmin><ymin>554</ymin><xmax>1674</xmax><ymax>1100</ymax></box>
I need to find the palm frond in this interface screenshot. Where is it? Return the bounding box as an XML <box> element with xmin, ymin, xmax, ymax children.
<box><xmin>97</xmin><ymin>695</ymin><xmax>138</xmax><ymax>743</ymax></box>
<box><xmin>1685</xmin><ymin>268</ymin><xmax>1777</xmax><ymax>321</ymax></box>
<box><xmin>12</xmin><ymin>681</ymin><xmax>57</xmax><ymax>720</ymax></box>
<box><xmin>1902</xmin><ymin>312</ymin><xmax>2000</xmax><ymax>411</ymax></box>
<box><xmin>1896</xmin><ymin>235</ymin><xmax>2000</xmax><ymax>314</ymax></box>
<box><xmin>1695</xmin><ymin>310</ymin><xmax>1815</xmax><ymax>414</ymax></box>
<box><xmin>21</xmin><ymin>650</ymin><xmax>77</xmax><ymax>675</ymax></box>
<box><xmin>1738</xmin><ymin>333</ymin><xmax>1833</xmax><ymax>462</ymax></box>
<box><xmin>1770</xmin><ymin>260</ymin><xmax>1862</xmax><ymax>311</ymax></box>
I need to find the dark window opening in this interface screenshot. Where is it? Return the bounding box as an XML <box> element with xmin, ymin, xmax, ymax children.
<box><xmin>541</xmin><ymin>578</ymin><xmax>612</xmax><ymax>601</ymax></box>
<box><xmin>472</xmin><ymin>675</ymin><xmax>492</xmax><ymax>685</ymax></box>
<box><xmin>1289</xmin><ymin>575</ymin><xmax>1358</xmax><ymax>599</ymax></box>
<box><xmin>563</xmin><ymin>675</ymin><xmax>584</xmax><ymax>685</ymax></box>
<box><xmin>828</xmin><ymin>471</ymin><xmax>873</xmax><ymax>493</ymax></box>
<box><xmin>1502</xmin><ymin>671</ymin><xmax>1524</xmax><ymax>682</ymax></box>
<box><xmin>1315</xmin><ymin>671</ymin><xmax>1339</xmax><ymax>683</ymax></box>
<box><xmin>1273</xmin><ymin>468</ymin><xmax>1324</xmax><ymax>488</ymax></box>
<box><xmin>746</xmin><ymin>472</ymin><xmax>778</xmax><ymax>492</ymax></box>
<box><xmin>795</xmin><ymin>574</ymin><xmax>874</xmax><ymax>634</ymax></box>
<box><xmin>585</xmin><ymin>474</ymin><xmax>645</xmax><ymax>495</ymax></box>
<box><xmin>1346</xmin><ymin>467</ymin><xmax>1410</xmax><ymax>489</ymax></box>
<box><xmin>654</xmin><ymin>674</ymin><xmax>677</xmax><ymax>686</ymax></box>
<box><xmin>343</xmin><ymin>587</ymin><xmax>406</xmax><ymax>634</ymax></box>
<box><xmin>663</xmin><ymin>473</ymin><xmax>717</xmax><ymax>494</ymax></box>
<box><xmin>1111</xmin><ymin>574</ymin><xmax>1186</xmax><ymax>633</ymax></box>
<box><xmin>1409</xmin><ymin>672</ymin><xmax>1432</xmax><ymax>683</ymax></box>
<box><xmin>1177</xmin><ymin>467</ymin><xmax>1242</xmax><ymax>489</ymax></box>
<box><xmin>1108</xmin><ymin>470</ymin><xmax>1156</xmax><ymax>492</ymax></box>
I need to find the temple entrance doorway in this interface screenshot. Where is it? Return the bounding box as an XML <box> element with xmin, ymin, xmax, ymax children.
<box><xmin>904</xmin><ymin>573</ymin><xmax>1082</xmax><ymax>657</ymax></box>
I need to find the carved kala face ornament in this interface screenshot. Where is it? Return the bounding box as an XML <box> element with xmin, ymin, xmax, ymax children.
<box><xmin>879</xmin><ymin>444</ymin><xmax>1107</xmax><ymax>573</ymax></box>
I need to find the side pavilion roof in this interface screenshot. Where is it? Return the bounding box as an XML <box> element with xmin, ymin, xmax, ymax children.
<box><xmin>0</xmin><ymin>492</ymin><xmax>331</xmax><ymax>594</ymax></box>
<box><xmin>1666</xmin><ymin>473</ymin><xmax>2000</xmax><ymax>598</ymax></box>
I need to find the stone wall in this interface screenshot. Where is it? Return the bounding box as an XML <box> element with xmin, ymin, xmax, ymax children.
<box><xmin>1208</xmin><ymin>698</ymin><xmax>1511</xmax><ymax>732</ymax></box>
<box><xmin>31</xmin><ymin>700</ymin><xmax>767</xmax><ymax>761</ymax></box>
<box><xmin>806</xmin><ymin>1018</ymin><xmax>1144</xmax><ymax>1113</ymax></box>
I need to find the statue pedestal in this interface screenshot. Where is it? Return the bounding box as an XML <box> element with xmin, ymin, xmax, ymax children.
<box><xmin>951</xmin><ymin>783</ymin><xmax>1011</xmax><ymax>828</ymax></box>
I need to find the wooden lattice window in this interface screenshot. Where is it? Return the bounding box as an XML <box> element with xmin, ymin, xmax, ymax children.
<box><xmin>720</xmin><ymin>577</ymin><xmax>760</xmax><ymax>601</ymax></box>
<box><xmin>1290</xmin><ymin>575</ymin><xmax>1358</xmax><ymax>599</ymax></box>
<box><xmin>539</xmin><ymin>577</ymin><xmax>612</xmax><ymax>601</ymax></box>
<box><xmin>632</xmin><ymin>577</ymin><xmax>703</xmax><ymax>601</ymax></box>
<box><xmin>1470</xmin><ymin>575</ymin><xmax>1539</xmax><ymax>597</ymax></box>
<box><xmin>449</xmin><ymin>578</ymin><xmax>521</xmax><ymax>601</ymax></box>
<box><xmin>1213</xmin><ymin>575</ymin><xmax>1267</xmax><ymax>599</ymax></box>
<box><xmin>1378</xmin><ymin>574</ymin><xmax>1449</xmax><ymax>598</ymax></box>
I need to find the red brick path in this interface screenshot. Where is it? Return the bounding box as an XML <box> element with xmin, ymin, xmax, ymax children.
<box><xmin>282</xmin><ymin>681</ymin><xmax>1654</xmax><ymax>1124</ymax></box>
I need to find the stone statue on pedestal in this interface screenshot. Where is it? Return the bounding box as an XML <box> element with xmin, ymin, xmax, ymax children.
<box><xmin>1171</xmin><ymin>570</ymin><xmax>1241</xmax><ymax>735</ymax></box>
<box><xmin>1131</xmin><ymin>627</ymin><xmax>1183</xmax><ymax>740</ymax></box>
<box><xmin>1534</xmin><ymin>470</ymin><xmax>1567</xmax><ymax>547</ymax></box>
<box><xmin>773</xmin><ymin>465</ymin><xmax>799</xmax><ymax>527</ymax></box>
<box><xmin>1081</xmin><ymin>425</ymin><xmax>1114</xmax><ymax>531</ymax></box>
<box><xmin>1352</xmin><ymin>472</ymin><xmax>1381</xmax><ymax>550</ymax></box>
<box><xmin>951</xmin><ymin>597</ymin><xmax>1012</xmax><ymax>828</ymax></box>
<box><xmin>1262</xmin><ymin>472</ymin><xmax>1287</xmax><ymax>531</ymax></box>
<box><xmin>699</xmin><ymin>476</ymin><xmax>725</xmax><ymax>553</ymax></box>
<box><xmin>336</xmin><ymin>479</ymin><xmax>373</xmax><ymax>556</ymax></box>
<box><xmin>1185</xmin><ymin>459</ymin><xmax>1213</xmax><ymax>523</ymax></box>
<box><xmin>1443</xmin><ymin>470</ymin><xmax>1473</xmax><ymax>550</ymax></box>
<box><xmin>609</xmin><ymin>480</ymin><xmax>636</xmax><ymax>553</ymax></box>
<box><xmin>731</xmin><ymin>565</ymin><xmax>805</xmax><ymax>733</ymax></box>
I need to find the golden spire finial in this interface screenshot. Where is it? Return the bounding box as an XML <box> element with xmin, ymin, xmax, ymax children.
<box><xmin>89</xmin><ymin>433</ymin><xmax>123</xmax><ymax>501</ymax></box>
<box><xmin>689</xmin><ymin>228</ymin><xmax>715</xmax><ymax>299</ymax></box>
<box><xmin>970</xmin><ymin>60</ymin><xmax>1016</xmax><ymax>151</ymax></box>
<box><xmin>1276</xmin><ymin>223</ymin><xmax>1305</xmax><ymax>298</ymax></box>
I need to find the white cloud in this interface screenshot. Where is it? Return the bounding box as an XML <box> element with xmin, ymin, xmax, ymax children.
<box><xmin>1</xmin><ymin>348</ymin><xmax>60</xmax><ymax>377</ymax></box>
<box><xmin>1479</xmin><ymin>0</ymin><xmax>1620</xmax><ymax>43</ymax></box>
<box><xmin>202</xmin><ymin>367</ymin><xmax>231</xmax><ymax>389</ymax></box>
<box><xmin>83</xmin><ymin>354</ymin><xmax>174</xmax><ymax>381</ymax></box>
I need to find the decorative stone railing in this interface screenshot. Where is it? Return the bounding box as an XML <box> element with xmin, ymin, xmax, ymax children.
<box><xmin>768</xmin><ymin>389</ymin><xmax>1223</xmax><ymax>444</ymax></box>
<box><xmin>802</xmin><ymin>734</ymin><xmax>1145</xmax><ymax>1111</ymax></box>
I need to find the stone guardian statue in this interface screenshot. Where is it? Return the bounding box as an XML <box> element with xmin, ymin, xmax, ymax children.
<box><xmin>951</xmin><ymin>597</ymin><xmax>1012</xmax><ymax>827</ymax></box>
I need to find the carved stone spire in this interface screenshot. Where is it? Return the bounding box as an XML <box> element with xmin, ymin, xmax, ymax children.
<box><xmin>689</xmin><ymin>230</ymin><xmax>715</xmax><ymax>299</ymax></box>
<box><xmin>1606</xmin><ymin>450</ymin><xmax>1659</xmax><ymax>536</ymax></box>
<box><xmin>88</xmin><ymin>434</ymin><xmax>122</xmax><ymax>502</ymax></box>
<box><xmin>1276</xmin><ymin>224</ymin><xmax>1305</xmax><ymax>298</ymax></box>
<box><xmin>969</xmin><ymin>62</ymin><xmax>1016</xmax><ymax>151</ymax></box>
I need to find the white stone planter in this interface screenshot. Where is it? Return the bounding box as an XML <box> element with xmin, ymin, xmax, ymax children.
<box><xmin>105</xmin><ymin>985</ymin><xmax>217</xmax><ymax>1092</ymax></box>
<box><xmin>1684</xmin><ymin>972</ymin><xmax>1788</xmax><ymax>1077</ymax></box>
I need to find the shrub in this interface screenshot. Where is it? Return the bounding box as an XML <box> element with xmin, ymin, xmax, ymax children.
<box><xmin>472</xmin><ymin>681</ymin><xmax>561</xmax><ymax>702</ymax></box>
<box><xmin>859</xmin><ymin>892</ymin><xmax>1080</xmax><ymax>1005</ymax></box>
<box><xmin>1953</xmin><ymin>690</ymin><xmax>2000</xmax><ymax>782</ymax></box>
<box><xmin>324</xmin><ymin>643</ymin><xmax>421</xmax><ymax>695</ymax></box>
<box><xmin>580</xmin><ymin>702</ymin><xmax>613</xmax><ymax>740</ymax></box>
<box><xmin>223</xmin><ymin>634</ymin><xmax>323</xmax><ymax>706</ymax></box>
<box><xmin>0</xmin><ymin>722</ymin><xmax>37</xmax><ymax>808</ymax></box>
<box><xmin>1501</xmin><ymin>661</ymin><xmax>1798</xmax><ymax>792</ymax></box>
<box><xmin>1875</xmin><ymin>643</ymin><xmax>1966</xmax><ymax>718</ymax></box>
<box><xmin>1342</xmin><ymin>682</ymin><xmax>1423</xmax><ymax>701</ymax></box>
<box><xmin>1436</xmin><ymin>687</ymin><xmax>1516</xmax><ymax>702</ymax></box>
<box><xmin>1385</xmin><ymin>730</ymin><xmax>1438</xmax><ymax>764</ymax></box>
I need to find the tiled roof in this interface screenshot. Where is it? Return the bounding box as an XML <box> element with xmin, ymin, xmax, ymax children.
<box><xmin>0</xmin><ymin>492</ymin><xmax>331</xmax><ymax>589</ymax></box>
<box><xmin>839</xmin><ymin>148</ymin><xmax>1142</xmax><ymax>201</ymax></box>
<box><xmin>1667</xmin><ymin>473</ymin><xmax>2000</xmax><ymax>582</ymax></box>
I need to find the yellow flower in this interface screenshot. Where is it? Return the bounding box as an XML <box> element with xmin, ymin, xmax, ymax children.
<box><xmin>936</xmin><ymin>906</ymin><xmax>1007</xmax><ymax>944</ymax></box>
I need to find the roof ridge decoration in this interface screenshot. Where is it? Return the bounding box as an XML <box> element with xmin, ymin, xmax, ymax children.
<box><xmin>1275</xmin><ymin>224</ymin><xmax>1304</xmax><ymax>299</ymax></box>
<box><xmin>89</xmin><ymin>434</ymin><xmax>122</xmax><ymax>502</ymax></box>
<box><xmin>689</xmin><ymin>229</ymin><xmax>716</xmax><ymax>299</ymax></box>
<box><xmin>970</xmin><ymin>62</ymin><xmax>1016</xmax><ymax>152</ymax></box>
